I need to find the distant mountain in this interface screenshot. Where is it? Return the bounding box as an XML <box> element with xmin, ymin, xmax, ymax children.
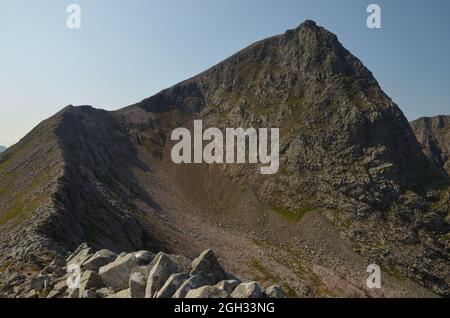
<box><xmin>0</xmin><ymin>146</ymin><xmax>6</xmax><ymax>153</ymax></box>
<box><xmin>0</xmin><ymin>21</ymin><xmax>449</xmax><ymax>298</ymax></box>
<box><xmin>411</xmin><ymin>115</ymin><xmax>450</xmax><ymax>174</ymax></box>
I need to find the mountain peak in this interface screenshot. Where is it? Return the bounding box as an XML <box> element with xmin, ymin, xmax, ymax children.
<box><xmin>298</xmin><ymin>19</ymin><xmax>318</xmax><ymax>29</ymax></box>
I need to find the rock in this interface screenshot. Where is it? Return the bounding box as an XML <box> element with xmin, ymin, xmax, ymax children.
<box><xmin>23</xmin><ymin>289</ymin><xmax>38</xmax><ymax>298</ymax></box>
<box><xmin>265</xmin><ymin>285</ymin><xmax>285</xmax><ymax>298</ymax></box>
<box><xmin>231</xmin><ymin>282</ymin><xmax>263</xmax><ymax>298</ymax></box>
<box><xmin>67</xmin><ymin>288</ymin><xmax>80</xmax><ymax>298</ymax></box>
<box><xmin>155</xmin><ymin>273</ymin><xmax>189</xmax><ymax>298</ymax></box>
<box><xmin>145</xmin><ymin>253</ymin><xmax>184</xmax><ymax>298</ymax></box>
<box><xmin>95</xmin><ymin>287</ymin><xmax>115</xmax><ymax>298</ymax></box>
<box><xmin>99</xmin><ymin>253</ymin><xmax>137</xmax><ymax>291</ymax></box>
<box><xmin>4</xmin><ymin>272</ymin><xmax>26</xmax><ymax>289</ymax></box>
<box><xmin>67</xmin><ymin>243</ymin><xmax>93</xmax><ymax>267</ymax></box>
<box><xmin>82</xmin><ymin>249</ymin><xmax>117</xmax><ymax>270</ymax></box>
<box><xmin>129</xmin><ymin>266</ymin><xmax>151</xmax><ymax>298</ymax></box>
<box><xmin>81</xmin><ymin>289</ymin><xmax>98</xmax><ymax>298</ymax></box>
<box><xmin>133</xmin><ymin>251</ymin><xmax>155</xmax><ymax>265</ymax></box>
<box><xmin>185</xmin><ymin>285</ymin><xmax>229</xmax><ymax>298</ymax></box>
<box><xmin>31</xmin><ymin>275</ymin><xmax>52</xmax><ymax>292</ymax></box>
<box><xmin>172</xmin><ymin>275</ymin><xmax>208</xmax><ymax>298</ymax></box>
<box><xmin>107</xmin><ymin>288</ymin><xmax>131</xmax><ymax>298</ymax></box>
<box><xmin>47</xmin><ymin>279</ymin><xmax>68</xmax><ymax>298</ymax></box>
<box><xmin>190</xmin><ymin>249</ymin><xmax>226</xmax><ymax>284</ymax></box>
<box><xmin>215</xmin><ymin>280</ymin><xmax>240</xmax><ymax>294</ymax></box>
<box><xmin>79</xmin><ymin>270</ymin><xmax>104</xmax><ymax>296</ymax></box>
<box><xmin>66</xmin><ymin>243</ymin><xmax>88</xmax><ymax>263</ymax></box>
<box><xmin>170</xmin><ymin>255</ymin><xmax>192</xmax><ymax>273</ymax></box>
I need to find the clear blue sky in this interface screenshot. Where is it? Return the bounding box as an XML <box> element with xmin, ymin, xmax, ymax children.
<box><xmin>1</xmin><ymin>0</ymin><xmax>449</xmax><ymax>147</ymax></box>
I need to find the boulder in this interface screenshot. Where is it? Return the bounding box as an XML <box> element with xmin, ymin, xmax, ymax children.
<box><xmin>66</xmin><ymin>243</ymin><xmax>88</xmax><ymax>263</ymax></box>
<box><xmin>79</xmin><ymin>270</ymin><xmax>104</xmax><ymax>296</ymax></box>
<box><xmin>231</xmin><ymin>282</ymin><xmax>263</xmax><ymax>298</ymax></box>
<box><xmin>155</xmin><ymin>272</ymin><xmax>189</xmax><ymax>298</ymax></box>
<box><xmin>172</xmin><ymin>275</ymin><xmax>208</xmax><ymax>298</ymax></box>
<box><xmin>185</xmin><ymin>286</ymin><xmax>229</xmax><ymax>298</ymax></box>
<box><xmin>81</xmin><ymin>289</ymin><xmax>97</xmax><ymax>298</ymax></box>
<box><xmin>67</xmin><ymin>288</ymin><xmax>80</xmax><ymax>298</ymax></box>
<box><xmin>107</xmin><ymin>288</ymin><xmax>131</xmax><ymax>298</ymax></box>
<box><xmin>99</xmin><ymin>253</ymin><xmax>137</xmax><ymax>291</ymax></box>
<box><xmin>67</xmin><ymin>243</ymin><xmax>93</xmax><ymax>267</ymax></box>
<box><xmin>31</xmin><ymin>275</ymin><xmax>52</xmax><ymax>292</ymax></box>
<box><xmin>47</xmin><ymin>279</ymin><xmax>68</xmax><ymax>298</ymax></box>
<box><xmin>23</xmin><ymin>289</ymin><xmax>38</xmax><ymax>298</ymax></box>
<box><xmin>95</xmin><ymin>287</ymin><xmax>115</xmax><ymax>298</ymax></box>
<box><xmin>133</xmin><ymin>251</ymin><xmax>155</xmax><ymax>265</ymax></box>
<box><xmin>82</xmin><ymin>249</ymin><xmax>117</xmax><ymax>270</ymax></box>
<box><xmin>129</xmin><ymin>266</ymin><xmax>152</xmax><ymax>298</ymax></box>
<box><xmin>215</xmin><ymin>280</ymin><xmax>240</xmax><ymax>294</ymax></box>
<box><xmin>190</xmin><ymin>249</ymin><xmax>226</xmax><ymax>284</ymax></box>
<box><xmin>265</xmin><ymin>285</ymin><xmax>285</xmax><ymax>298</ymax></box>
<box><xmin>145</xmin><ymin>253</ymin><xmax>183</xmax><ymax>298</ymax></box>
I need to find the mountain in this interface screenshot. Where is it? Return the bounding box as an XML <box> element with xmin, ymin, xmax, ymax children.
<box><xmin>0</xmin><ymin>146</ymin><xmax>6</xmax><ymax>153</ymax></box>
<box><xmin>0</xmin><ymin>21</ymin><xmax>449</xmax><ymax>298</ymax></box>
<box><xmin>411</xmin><ymin>115</ymin><xmax>450</xmax><ymax>174</ymax></box>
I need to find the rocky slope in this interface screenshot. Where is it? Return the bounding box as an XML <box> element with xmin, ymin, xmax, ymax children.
<box><xmin>0</xmin><ymin>21</ymin><xmax>449</xmax><ymax>298</ymax></box>
<box><xmin>0</xmin><ymin>146</ymin><xmax>6</xmax><ymax>153</ymax></box>
<box><xmin>411</xmin><ymin>115</ymin><xmax>450</xmax><ymax>174</ymax></box>
<box><xmin>1</xmin><ymin>243</ymin><xmax>284</xmax><ymax>299</ymax></box>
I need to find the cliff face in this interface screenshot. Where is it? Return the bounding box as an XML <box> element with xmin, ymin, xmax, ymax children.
<box><xmin>0</xmin><ymin>21</ymin><xmax>449</xmax><ymax>297</ymax></box>
<box><xmin>411</xmin><ymin>115</ymin><xmax>450</xmax><ymax>174</ymax></box>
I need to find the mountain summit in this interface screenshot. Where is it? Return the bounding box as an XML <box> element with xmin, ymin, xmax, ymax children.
<box><xmin>0</xmin><ymin>21</ymin><xmax>449</xmax><ymax>298</ymax></box>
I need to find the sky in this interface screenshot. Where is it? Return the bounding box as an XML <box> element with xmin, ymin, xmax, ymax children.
<box><xmin>0</xmin><ymin>0</ymin><xmax>449</xmax><ymax>147</ymax></box>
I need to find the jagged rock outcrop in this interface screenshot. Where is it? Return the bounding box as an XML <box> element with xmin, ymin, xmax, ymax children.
<box><xmin>411</xmin><ymin>115</ymin><xmax>450</xmax><ymax>174</ymax></box>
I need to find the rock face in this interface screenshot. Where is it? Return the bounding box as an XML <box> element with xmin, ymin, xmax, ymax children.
<box><xmin>0</xmin><ymin>20</ymin><xmax>449</xmax><ymax>298</ymax></box>
<box><xmin>411</xmin><ymin>115</ymin><xmax>450</xmax><ymax>174</ymax></box>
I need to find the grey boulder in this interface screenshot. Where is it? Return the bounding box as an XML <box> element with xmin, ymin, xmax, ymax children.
<box><xmin>185</xmin><ymin>285</ymin><xmax>229</xmax><ymax>298</ymax></box>
<box><xmin>155</xmin><ymin>272</ymin><xmax>189</xmax><ymax>298</ymax></box>
<box><xmin>190</xmin><ymin>249</ymin><xmax>226</xmax><ymax>284</ymax></box>
<box><xmin>99</xmin><ymin>253</ymin><xmax>137</xmax><ymax>291</ymax></box>
<box><xmin>82</xmin><ymin>249</ymin><xmax>117</xmax><ymax>270</ymax></box>
<box><xmin>215</xmin><ymin>280</ymin><xmax>240</xmax><ymax>294</ymax></box>
<box><xmin>145</xmin><ymin>253</ymin><xmax>184</xmax><ymax>298</ymax></box>
<box><xmin>172</xmin><ymin>275</ymin><xmax>208</xmax><ymax>298</ymax></box>
<box><xmin>231</xmin><ymin>282</ymin><xmax>263</xmax><ymax>298</ymax></box>
<box><xmin>265</xmin><ymin>285</ymin><xmax>285</xmax><ymax>298</ymax></box>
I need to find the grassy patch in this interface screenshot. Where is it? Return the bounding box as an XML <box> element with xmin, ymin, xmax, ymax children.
<box><xmin>271</xmin><ymin>205</ymin><xmax>314</xmax><ymax>223</ymax></box>
<box><xmin>249</xmin><ymin>258</ymin><xmax>297</xmax><ymax>298</ymax></box>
